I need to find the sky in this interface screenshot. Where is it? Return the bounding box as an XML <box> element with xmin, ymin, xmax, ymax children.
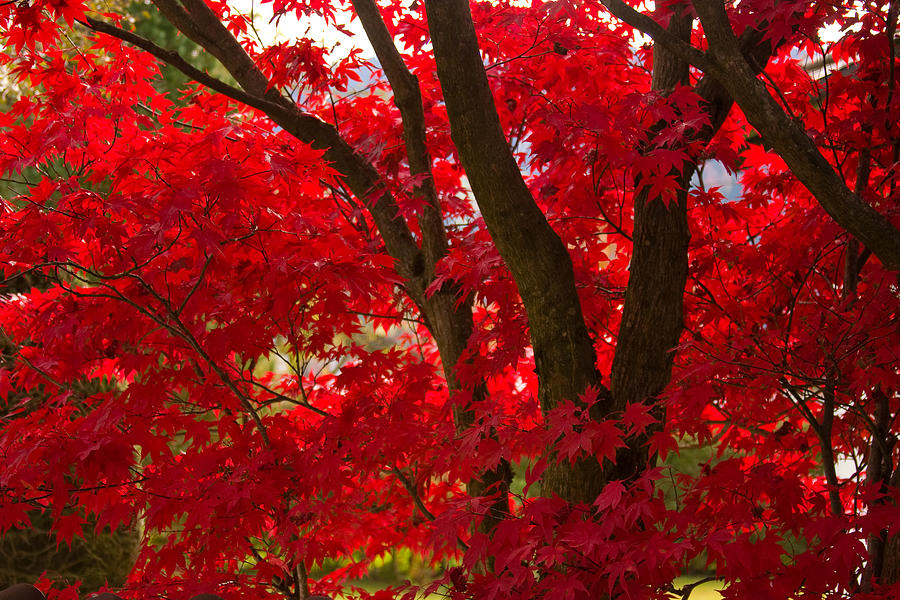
<box><xmin>228</xmin><ymin>0</ymin><xmax>374</xmax><ymax>60</ymax></box>
<box><xmin>221</xmin><ymin>0</ymin><xmax>854</xmax><ymax>206</ymax></box>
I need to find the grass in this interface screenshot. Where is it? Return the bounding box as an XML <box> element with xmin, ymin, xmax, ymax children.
<box><xmin>672</xmin><ymin>576</ymin><xmax>726</xmax><ymax>599</ymax></box>
<box><xmin>339</xmin><ymin>576</ymin><xmax>725</xmax><ymax>599</ymax></box>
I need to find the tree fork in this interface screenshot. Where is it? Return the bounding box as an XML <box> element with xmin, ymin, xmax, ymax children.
<box><xmin>91</xmin><ymin>0</ymin><xmax>513</xmax><ymax>536</ymax></box>
<box><xmin>602</xmin><ymin>6</ymin><xmax>779</xmax><ymax>484</ymax></box>
<box><xmin>351</xmin><ymin>0</ymin><xmax>512</xmax><ymax>530</ymax></box>
<box><xmin>423</xmin><ymin>0</ymin><xmax>605</xmax><ymax>503</ymax></box>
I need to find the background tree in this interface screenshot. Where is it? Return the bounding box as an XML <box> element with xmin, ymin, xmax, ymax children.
<box><xmin>0</xmin><ymin>270</ymin><xmax>139</xmax><ymax>593</ymax></box>
<box><xmin>0</xmin><ymin>0</ymin><xmax>218</xmax><ymax>584</ymax></box>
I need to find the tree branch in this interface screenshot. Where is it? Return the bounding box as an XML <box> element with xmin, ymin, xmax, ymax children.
<box><xmin>351</xmin><ymin>0</ymin><xmax>447</xmax><ymax>271</ymax></box>
<box><xmin>686</xmin><ymin>0</ymin><xmax>900</xmax><ymax>270</ymax></box>
<box><xmin>599</xmin><ymin>0</ymin><xmax>900</xmax><ymax>270</ymax></box>
<box><xmin>350</xmin><ymin>0</ymin><xmax>516</xmax><ymax>531</ymax></box>
<box><xmin>153</xmin><ymin>0</ymin><xmax>271</xmax><ymax>97</ymax></box>
<box><xmin>599</xmin><ymin>0</ymin><xmax>711</xmax><ymax>71</ymax></box>
<box><xmin>81</xmin><ymin>17</ymin><xmax>284</xmax><ymax>116</ymax></box>
<box><xmin>423</xmin><ymin>0</ymin><xmax>606</xmax><ymax>504</ymax></box>
<box><xmin>608</xmin><ymin>7</ymin><xmax>693</xmax><ymax>483</ymax></box>
<box><xmin>87</xmin><ymin>2</ymin><xmax>513</xmax><ymax>527</ymax></box>
<box><xmin>85</xmin><ymin>9</ymin><xmax>425</xmax><ymax>284</ymax></box>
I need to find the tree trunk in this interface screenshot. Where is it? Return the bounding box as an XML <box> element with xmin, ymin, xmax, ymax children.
<box><xmin>423</xmin><ymin>0</ymin><xmax>612</xmax><ymax>503</ymax></box>
<box><xmin>881</xmin><ymin>534</ymin><xmax>900</xmax><ymax>586</ymax></box>
<box><xmin>688</xmin><ymin>0</ymin><xmax>900</xmax><ymax>270</ymax></box>
<box><xmin>351</xmin><ymin>0</ymin><xmax>512</xmax><ymax>532</ymax></box>
<box><xmin>606</xmin><ymin>10</ymin><xmax>692</xmax><ymax>482</ymax></box>
<box><xmin>422</xmin><ymin>0</ymin><xmax>773</xmax><ymax>503</ymax></box>
<box><xmin>861</xmin><ymin>388</ymin><xmax>899</xmax><ymax>591</ymax></box>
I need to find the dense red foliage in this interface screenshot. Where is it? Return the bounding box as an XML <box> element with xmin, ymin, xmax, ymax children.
<box><xmin>0</xmin><ymin>0</ymin><xmax>898</xmax><ymax>599</ymax></box>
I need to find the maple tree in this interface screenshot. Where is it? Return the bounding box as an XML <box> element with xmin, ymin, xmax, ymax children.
<box><xmin>0</xmin><ymin>0</ymin><xmax>899</xmax><ymax>597</ymax></box>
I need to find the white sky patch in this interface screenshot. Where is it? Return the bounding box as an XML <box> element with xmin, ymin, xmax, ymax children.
<box><xmin>228</xmin><ymin>0</ymin><xmax>374</xmax><ymax>60</ymax></box>
<box><xmin>225</xmin><ymin>0</ymin><xmax>870</xmax><ymax>61</ymax></box>
<box><xmin>818</xmin><ymin>18</ymin><xmax>864</xmax><ymax>45</ymax></box>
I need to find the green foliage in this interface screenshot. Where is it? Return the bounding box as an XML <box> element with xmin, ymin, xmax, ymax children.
<box><xmin>658</xmin><ymin>440</ymin><xmax>724</xmax><ymax>576</ymax></box>
<box><xmin>128</xmin><ymin>0</ymin><xmax>234</xmax><ymax>98</ymax></box>
<box><xmin>0</xmin><ymin>510</ymin><xmax>138</xmax><ymax>592</ymax></box>
<box><xmin>0</xmin><ymin>273</ymin><xmax>137</xmax><ymax>591</ymax></box>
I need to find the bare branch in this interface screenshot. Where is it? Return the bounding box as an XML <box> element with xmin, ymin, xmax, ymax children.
<box><xmin>351</xmin><ymin>0</ymin><xmax>447</xmax><ymax>270</ymax></box>
<box><xmin>599</xmin><ymin>0</ymin><xmax>710</xmax><ymax>71</ymax></box>
<box><xmin>80</xmin><ymin>18</ymin><xmax>280</xmax><ymax>115</ymax></box>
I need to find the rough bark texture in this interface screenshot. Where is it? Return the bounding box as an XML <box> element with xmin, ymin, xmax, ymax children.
<box><xmin>883</xmin><ymin>533</ymin><xmax>900</xmax><ymax>586</ymax></box>
<box><xmin>603</xmin><ymin>0</ymin><xmax>900</xmax><ymax>270</ymax></box>
<box><xmin>421</xmin><ymin>0</ymin><xmax>774</xmax><ymax>500</ymax></box>
<box><xmin>420</xmin><ymin>294</ymin><xmax>513</xmax><ymax>533</ymax></box>
<box><xmin>606</xmin><ymin>12</ymin><xmax>692</xmax><ymax>482</ymax></box>
<box><xmin>606</xmin><ymin>13</ymin><xmax>775</xmax><ymax>482</ymax></box>
<box><xmin>92</xmin><ymin>0</ymin><xmax>774</xmax><ymax>512</ymax></box>
<box><xmin>865</xmin><ymin>1</ymin><xmax>900</xmax><ymax>581</ymax></box>
<box><xmin>349</xmin><ymin>0</ymin><xmax>446</xmax><ymax>271</ymax></box>
<box><xmin>602</xmin><ymin>0</ymin><xmax>900</xmax><ymax>586</ymax></box>
<box><xmin>423</xmin><ymin>0</ymin><xmax>605</xmax><ymax>503</ymax></box>
<box><xmin>861</xmin><ymin>389</ymin><xmax>892</xmax><ymax>590</ymax></box>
